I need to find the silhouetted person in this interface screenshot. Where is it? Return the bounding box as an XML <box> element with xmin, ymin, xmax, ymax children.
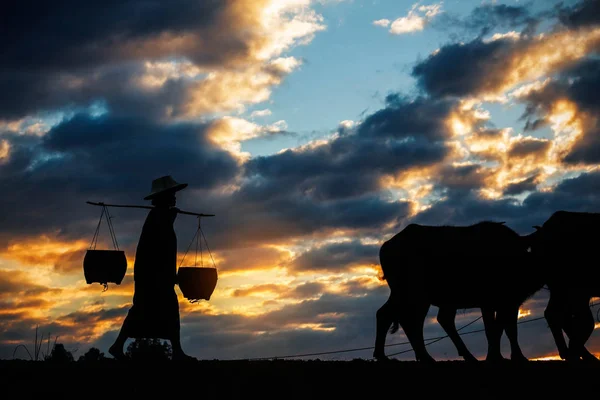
<box><xmin>109</xmin><ymin>176</ymin><xmax>195</xmax><ymax>361</ymax></box>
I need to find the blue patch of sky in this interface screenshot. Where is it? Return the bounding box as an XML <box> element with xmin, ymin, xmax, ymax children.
<box><xmin>241</xmin><ymin>0</ymin><xmax>571</xmax><ymax>157</ymax></box>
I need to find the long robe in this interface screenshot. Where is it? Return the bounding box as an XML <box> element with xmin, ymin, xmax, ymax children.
<box><xmin>122</xmin><ymin>206</ymin><xmax>180</xmax><ymax>340</ymax></box>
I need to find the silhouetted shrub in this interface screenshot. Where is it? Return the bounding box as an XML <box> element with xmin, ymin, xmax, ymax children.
<box><xmin>125</xmin><ymin>338</ymin><xmax>172</xmax><ymax>361</ymax></box>
<box><xmin>45</xmin><ymin>343</ymin><xmax>75</xmax><ymax>363</ymax></box>
<box><xmin>78</xmin><ymin>347</ymin><xmax>106</xmax><ymax>363</ymax></box>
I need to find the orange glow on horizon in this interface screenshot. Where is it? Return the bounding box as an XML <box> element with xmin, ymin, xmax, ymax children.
<box><xmin>2</xmin><ymin>235</ymin><xmax>89</xmax><ymax>271</ymax></box>
<box><xmin>518</xmin><ymin>309</ymin><xmax>531</xmax><ymax>319</ymax></box>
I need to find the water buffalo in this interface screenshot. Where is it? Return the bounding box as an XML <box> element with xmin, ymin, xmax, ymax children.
<box><xmin>374</xmin><ymin>221</ymin><xmax>544</xmax><ymax>363</ymax></box>
<box><xmin>526</xmin><ymin>210</ymin><xmax>600</xmax><ymax>362</ymax></box>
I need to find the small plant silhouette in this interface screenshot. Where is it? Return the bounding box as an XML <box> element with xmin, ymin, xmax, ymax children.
<box><xmin>12</xmin><ymin>325</ymin><xmax>59</xmax><ymax>361</ymax></box>
<box><xmin>125</xmin><ymin>338</ymin><xmax>172</xmax><ymax>361</ymax></box>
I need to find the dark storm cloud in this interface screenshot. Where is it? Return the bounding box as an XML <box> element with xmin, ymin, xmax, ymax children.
<box><xmin>503</xmin><ymin>175</ymin><xmax>539</xmax><ymax>196</ymax></box>
<box><xmin>244</xmin><ymin>95</ymin><xmax>454</xmax><ymax>201</ymax></box>
<box><xmin>1</xmin><ymin>0</ymin><xmax>227</xmax><ymax>71</ymax></box>
<box><xmin>0</xmin><ymin>92</ymin><xmax>456</xmax><ymax>265</ymax></box>
<box><xmin>412</xmin><ymin>3</ymin><xmax>600</xmax><ymax>100</ymax></box>
<box><xmin>184</xmin><ymin>95</ymin><xmax>456</xmax><ymax>249</ymax></box>
<box><xmin>412</xmin><ymin>37</ymin><xmax>516</xmax><ymax>98</ymax></box>
<box><xmin>558</xmin><ymin>0</ymin><xmax>600</xmax><ymax>29</ymax></box>
<box><xmin>412</xmin><ymin>190</ymin><xmax>524</xmax><ymax>228</ymax></box>
<box><xmin>522</xmin><ymin>58</ymin><xmax>600</xmax><ymax>115</ymax></box>
<box><xmin>201</xmin><ymin>190</ymin><xmax>411</xmax><ymax>250</ymax></box>
<box><xmin>520</xmin><ymin>58</ymin><xmax>600</xmax><ymax>164</ymax></box>
<box><xmin>0</xmin><ymin>113</ymin><xmax>240</xmax><ymax>252</ymax></box>
<box><xmin>508</xmin><ymin>138</ymin><xmax>551</xmax><ymax>159</ymax></box>
<box><xmin>412</xmin><ymin>170</ymin><xmax>600</xmax><ymax>234</ymax></box>
<box><xmin>461</xmin><ymin>3</ymin><xmax>540</xmax><ymax>36</ymax></box>
<box><xmin>357</xmin><ymin>94</ymin><xmax>454</xmax><ymax>141</ymax></box>
<box><xmin>289</xmin><ymin>282</ymin><xmax>327</xmax><ymax>299</ymax></box>
<box><xmin>288</xmin><ymin>240</ymin><xmax>379</xmax><ymax>273</ymax></box>
<box><xmin>57</xmin><ymin>306</ymin><xmax>129</xmax><ymax>326</ymax></box>
<box><xmin>0</xmin><ymin>63</ymin><xmax>190</xmax><ymax>122</ymax></box>
<box><xmin>0</xmin><ymin>0</ymin><xmax>287</xmax><ymax>119</ymax></box>
<box><xmin>437</xmin><ymin>164</ymin><xmax>491</xmax><ymax>191</ymax></box>
<box><xmin>245</xmin><ymin>136</ymin><xmax>445</xmax><ymax>202</ymax></box>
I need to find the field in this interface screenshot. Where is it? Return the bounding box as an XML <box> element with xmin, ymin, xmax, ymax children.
<box><xmin>1</xmin><ymin>359</ymin><xmax>598</xmax><ymax>398</ymax></box>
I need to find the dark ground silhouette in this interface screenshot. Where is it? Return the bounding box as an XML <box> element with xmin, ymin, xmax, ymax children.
<box><xmin>0</xmin><ymin>359</ymin><xmax>597</xmax><ymax>397</ymax></box>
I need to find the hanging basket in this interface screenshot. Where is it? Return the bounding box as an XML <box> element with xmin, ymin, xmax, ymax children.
<box><xmin>84</xmin><ymin>249</ymin><xmax>128</xmax><ymax>285</ymax></box>
<box><xmin>177</xmin><ymin>217</ymin><xmax>218</xmax><ymax>302</ymax></box>
<box><xmin>83</xmin><ymin>205</ymin><xmax>127</xmax><ymax>288</ymax></box>
<box><xmin>178</xmin><ymin>266</ymin><xmax>218</xmax><ymax>301</ymax></box>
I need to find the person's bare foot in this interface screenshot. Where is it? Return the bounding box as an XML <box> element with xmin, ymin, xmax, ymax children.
<box><xmin>108</xmin><ymin>344</ymin><xmax>126</xmax><ymax>361</ymax></box>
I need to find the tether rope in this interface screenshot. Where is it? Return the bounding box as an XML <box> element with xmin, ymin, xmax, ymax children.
<box><xmin>230</xmin><ymin>302</ymin><xmax>600</xmax><ymax>361</ymax></box>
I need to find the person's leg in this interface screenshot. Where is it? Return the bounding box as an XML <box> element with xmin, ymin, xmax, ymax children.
<box><xmin>109</xmin><ymin>315</ymin><xmax>130</xmax><ymax>360</ymax></box>
<box><xmin>168</xmin><ymin>289</ymin><xmax>196</xmax><ymax>361</ymax></box>
<box><xmin>171</xmin><ymin>332</ymin><xmax>196</xmax><ymax>361</ymax></box>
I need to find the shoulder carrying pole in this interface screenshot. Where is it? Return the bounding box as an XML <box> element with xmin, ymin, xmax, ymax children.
<box><xmin>86</xmin><ymin>201</ymin><xmax>215</xmax><ymax>217</ymax></box>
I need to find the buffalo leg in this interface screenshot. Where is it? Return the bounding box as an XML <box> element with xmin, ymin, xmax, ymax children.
<box><xmin>482</xmin><ymin>307</ymin><xmax>505</xmax><ymax>362</ymax></box>
<box><xmin>566</xmin><ymin>295</ymin><xmax>597</xmax><ymax>362</ymax></box>
<box><xmin>544</xmin><ymin>292</ymin><xmax>571</xmax><ymax>360</ymax></box>
<box><xmin>437</xmin><ymin>307</ymin><xmax>477</xmax><ymax>362</ymax></box>
<box><xmin>498</xmin><ymin>304</ymin><xmax>528</xmax><ymax>362</ymax></box>
<box><xmin>400</xmin><ymin>300</ymin><xmax>435</xmax><ymax>363</ymax></box>
<box><xmin>374</xmin><ymin>296</ymin><xmax>395</xmax><ymax>360</ymax></box>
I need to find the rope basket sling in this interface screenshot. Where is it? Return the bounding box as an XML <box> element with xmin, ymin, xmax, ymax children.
<box><xmin>83</xmin><ymin>205</ymin><xmax>127</xmax><ymax>290</ymax></box>
<box><xmin>177</xmin><ymin>217</ymin><xmax>218</xmax><ymax>302</ymax></box>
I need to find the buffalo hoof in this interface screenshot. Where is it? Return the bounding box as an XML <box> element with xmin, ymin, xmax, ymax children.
<box><xmin>486</xmin><ymin>354</ymin><xmax>508</xmax><ymax>364</ymax></box>
<box><xmin>418</xmin><ymin>355</ymin><xmax>436</xmax><ymax>364</ymax></box>
<box><xmin>564</xmin><ymin>350</ymin><xmax>583</xmax><ymax>363</ymax></box>
<box><xmin>581</xmin><ymin>352</ymin><xmax>600</xmax><ymax>364</ymax></box>
<box><xmin>373</xmin><ymin>352</ymin><xmax>391</xmax><ymax>362</ymax></box>
<box><xmin>511</xmin><ymin>354</ymin><xmax>529</xmax><ymax>363</ymax></box>
<box><xmin>462</xmin><ymin>353</ymin><xmax>479</xmax><ymax>363</ymax></box>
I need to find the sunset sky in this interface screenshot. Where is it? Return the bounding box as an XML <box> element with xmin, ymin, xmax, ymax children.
<box><xmin>2</xmin><ymin>0</ymin><xmax>600</xmax><ymax>362</ymax></box>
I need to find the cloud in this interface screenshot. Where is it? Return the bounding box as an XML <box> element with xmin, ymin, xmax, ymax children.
<box><xmin>0</xmin><ymin>113</ymin><xmax>241</xmax><ymax>261</ymax></box>
<box><xmin>436</xmin><ymin>164</ymin><xmax>492</xmax><ymax>192</ymax></box>
<box><xmin>250</xmin><ymin>109</ymin><xmax>273</xmax><ymax>118</ymax></box>
<box><xmin>412</xmin><ymin>169</ymin><xmax>600</xmax><ymax>234</ymax></box>
<box><xmin>503</xmin><ymin>175</ymin><xmax>539</xmax><ymax>196</ymax></box>
<box><xmin>412</xmin><ymin>26</ymin><xmax>600</xmax><ymax>99</ymax></box>
<box><xmin>374</xmin><ymin>2</ymin><xmax>443</xmax><ymax>35</ymax></box>
<box><xmin>0</xmin><ymin>92</ymin><xmax>458</xmax><ymax>275</ymax></box>
<box><xmin>558</xmin><ymin>0</ymin><xmax>600</xmax><ymax>29</ymax></box>
<box><xmin>288</xmin><ymin>240</ymin><xmax>379</xmax><ymax>273</ymax></box>
<box><xmin>508</xmin><ymin>138</ymin><xmax>552</xmax><ymax>160</ymax></box>
<box><xmin>194</xmin><ymin>94</ymin><xmax>457</xmax><ymax>248</ymax></box>
<box><xmin>0</xmin><ymin>0</ymin><xmax>325</xmax><ymax>121</ymax></box>
<box><xmin>0</xmin><ymin>270</ymin><xmax>62</xmax><ymax>301</ymax></box>
<box><xmin>373</xmin><ymin>19</ymin><xmax>391</xmax><ymax>28</ymax></box>
<box><xmin>232</xmin><ymin>281</ymin><xmax>326</xmax><ymax>299</ymax></box>
<box><xmin>519</xmin><ymin>58</ymin><xmax>600</xmax><ymax>165</ymax></box>
<box><xmin>0</xmin><ymin>235</ymin><xmax>89</xmax><ymax>273</ymax></box>
<box><xmin>456</xmin><ymin>3</ymin><xmax>541</xmax><ymax>37</ymax></box>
